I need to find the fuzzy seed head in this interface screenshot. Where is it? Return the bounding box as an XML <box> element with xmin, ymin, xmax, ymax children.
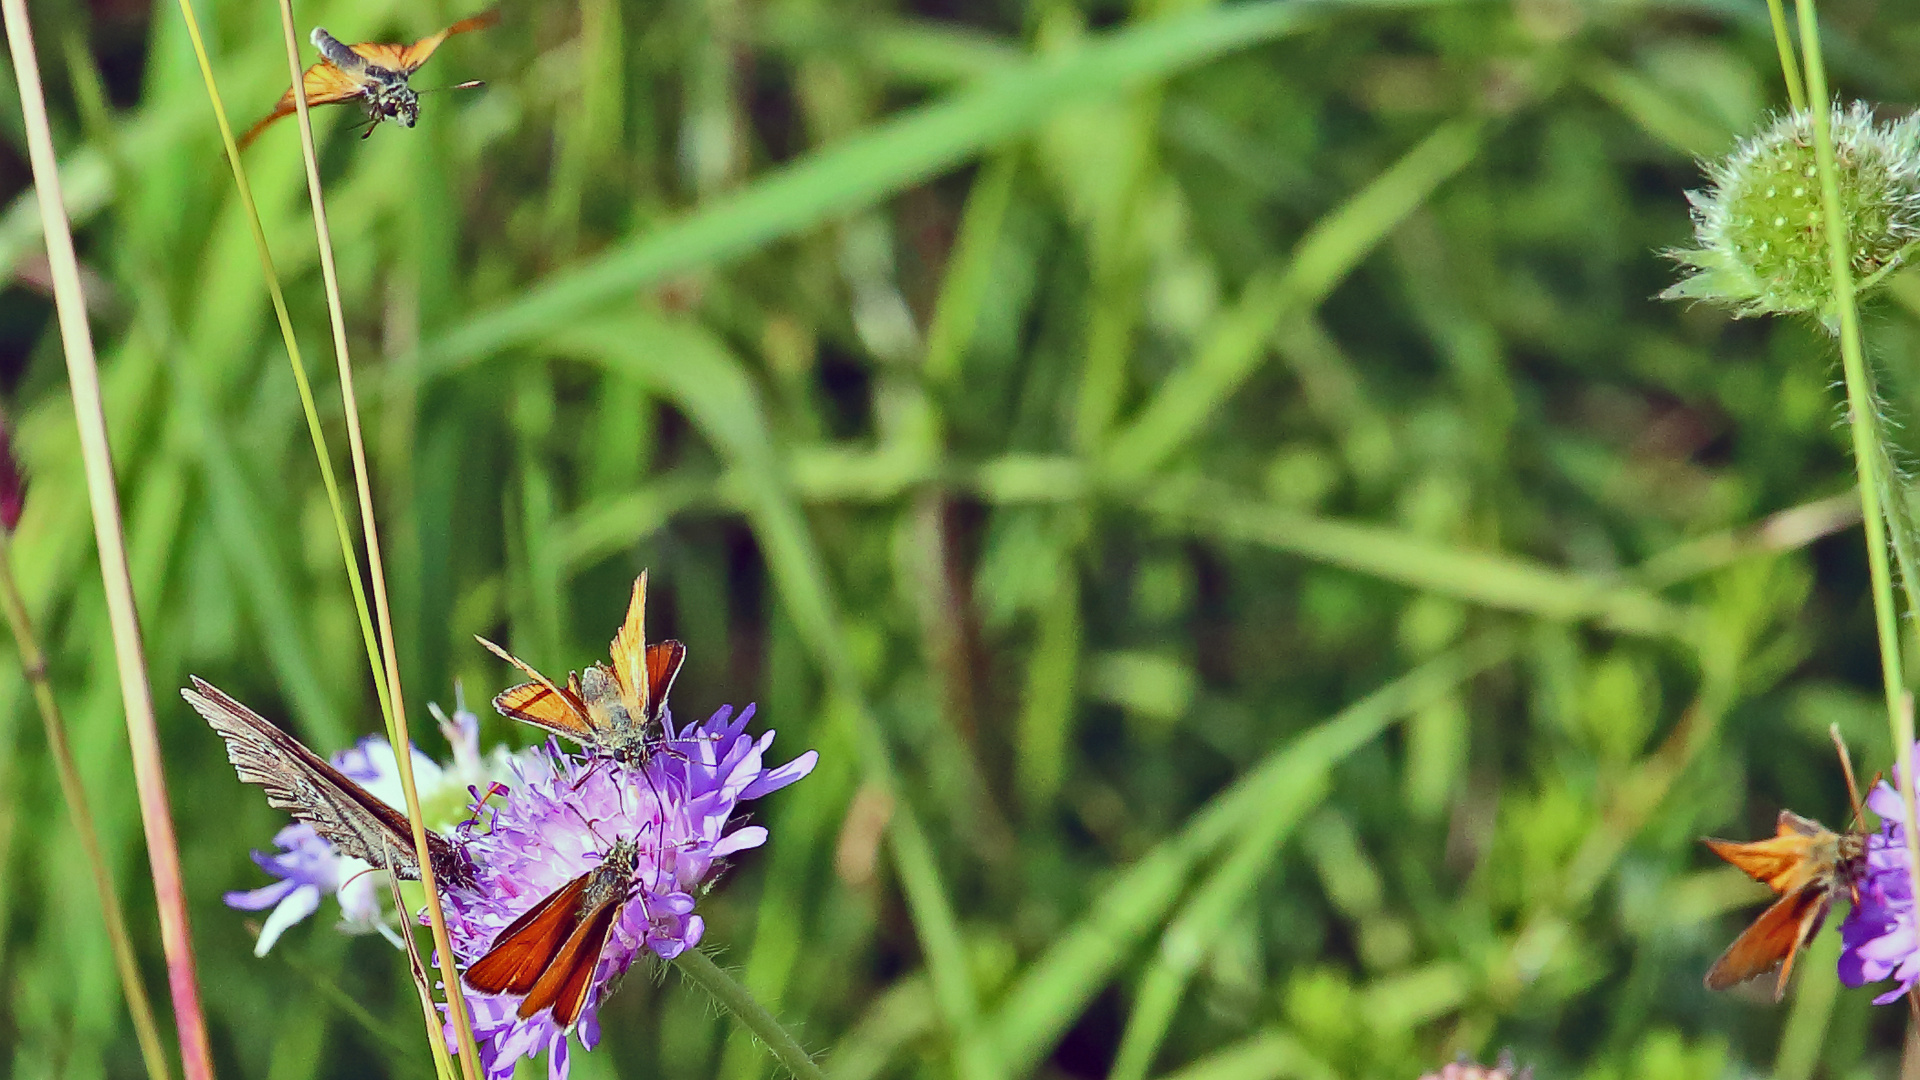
<box><xmin>1664</xmin><ymin>103</ymin><xmax>1920</xmax><ymax>318</ymax></box>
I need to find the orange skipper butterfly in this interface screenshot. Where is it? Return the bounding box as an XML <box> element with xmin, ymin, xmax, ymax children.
<box><xmin>239</xmin><ymin>10</ymin><xmax>498</xmax><ymax>149</ymax></box>
<box><xmin>462</xmin><ymin>837</ymin><xmax>639</xmax><ymax>1028</ymax></box>
<box><xmin>478</xmin><ymin>572</ymin><xmax>686</xmax><ymax>766</ymax></box>
<box><xmin>1702</xmin><ymin>727</ymin><xmax>1873</xmax><ymax>999</ymax></box>
<box><xmin>1702</xmin><ymin>811</ymin><xmax>1865</xmax><ymax>998</ymax></box>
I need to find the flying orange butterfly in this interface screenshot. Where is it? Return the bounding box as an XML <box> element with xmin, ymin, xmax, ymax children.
<box><xmin>1702</xmin><ymin>809</ymin><xmax>1865</xmax><ymax>999</ymax></box>
<box><xmin>238</xmin><ymin>10</ymin><xmax>499</xmax><ymax>150</ymax></box>
<box><xmin>478</xmin><ymin>572</ymin><xmax>686</xmax><ymax>766</ymax></box>
<box><xmin>463</xmin><ymin>837</ymin><xmax>638</xmax><ymax>1028</ymax></box>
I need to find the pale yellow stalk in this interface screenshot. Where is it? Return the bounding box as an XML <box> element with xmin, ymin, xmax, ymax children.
<box><xmin>269</xmin><ymin>4</ymin><xmax>484</xmax><ymax>1076</ymax></box>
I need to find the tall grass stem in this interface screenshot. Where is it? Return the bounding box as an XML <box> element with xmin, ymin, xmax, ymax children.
<box><xmin>269</xmin><ymin>3</ymin><xmax>484</xmax><ymax>1074</ymax></box>
<box><xmin>167</xmin><ymin>0</ymin><xmax>396</xmax><ymax>732</ymax></box>
<box><xmin>1792</xmin><ymin>0</ymin><xmax>1920</xmax><ymax>945</ymax></box>
<box><xmin>1766</xmin><ymin>0</ymin><xmax>1807</xmax><ymax>112</ymax></box>
<box><xmin>0</xmin><ymin>529</ymin><xmax>173</xmax><ymax>1080</ymax></box>
<box><xmin>0</xmin><ymin>2</ymin><xmax>215</xmax><ymax>1076</ymax></box>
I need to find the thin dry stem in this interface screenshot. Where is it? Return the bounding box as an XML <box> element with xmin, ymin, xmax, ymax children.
<box><xmin>271</xmin><ymin>5</ymin><xmax>484</xmax><ymax>1075</ymax></box>
<box><xmin>386</xmin><ymin>873</ymin><xmax>460</xmax><ymax>1080</ymax></box>
<box><xmin>167</xmin><ymin>0</ymin><xmax>395</xmax><ymax>732</ymax></box>
<box><xmin>0</xmin><ymin>530</ymin><xmax>173</xmax><ymax>1080</ymax></box>
<box><xmin>0</xmin><ymin>2</ymin><xmax>214</xmax><ymax>1076</ymax></box>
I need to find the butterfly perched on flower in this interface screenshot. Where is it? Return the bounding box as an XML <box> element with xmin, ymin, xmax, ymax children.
<box><xmin>463</xmin><ymin>836</ymin><xmax>640</xmax><ymax>1029</ymax></box>
<box><xmin>478</xmin><ymin>572</ymin><xmax>686</xmax><ymax>766</ymax></box>
<box><xmin>1703</xmin><ymin>809</ymin><xmax>1866</xmax><ymax>999</ymax></box>
<box><xmin>238</xmin><ymin>9</ymin><xmax>499</xmax><ymax>150</ymax></box>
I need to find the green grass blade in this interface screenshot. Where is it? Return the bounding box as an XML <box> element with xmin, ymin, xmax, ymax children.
<box><xmin>1139</xmin><ymin>482</ymin><xmax>1690</xmax><ymax>639</ymax></box>
<box><xmin>1108</xmin><ymin>771</ymin><xmax>1331</xmax><ymax>1080</ymax></box>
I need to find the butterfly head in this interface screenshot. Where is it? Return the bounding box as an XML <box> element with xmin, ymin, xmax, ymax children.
<box><xmin>586</xmin><ymin>837</ymin><xmax>642</xmax><ymax>905</ymax></box>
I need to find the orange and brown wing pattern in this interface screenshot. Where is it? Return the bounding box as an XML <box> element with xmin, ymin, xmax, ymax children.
<box><xmin>607</xmin><ymin>572</ymin><xmax>686</xmax><ymax>722</ymax></box>
<box><xmin>608</xmin><ymin>572</ymin><xmax>652</xmax><ymax>718</ymax></box>
<box><xmin>1703</xmin><ymin>812</ymin><xmax>1837</xmax><ymax>896</ymax></box>
<box><xmin>464</xmin><ymin>873</ymin><xmax>592</xmax><ymax>996</ymax></box>
<box><xmin>1702</xmin><ymin>881</ymin><xmax>1833</xmax><ymax>997</ymax></box>
<box><xmin>519</xmin><ymin>898</ymin><xmax>620</xmax><ymax>1027</ymax></box>
<box><xmin>478</xmin><ymin>636</ymin><xmax>598</xmax><ymax>741</ymax></box>
<box><xmin>238</xmin><ymin>62</ymin><xmax>370</xmax><ymax>149</ymax></box>
<box><xmin>643</xmin><ymin>641</ymin><xmax>685</xmax><ymax>722</ymax></box>
<box><xmin>351</xmin><ymin>9</ymin><xmax>500</xmax><ymax>74</ymax></box>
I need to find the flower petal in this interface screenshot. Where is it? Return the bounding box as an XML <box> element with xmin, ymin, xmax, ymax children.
<box><xmin>252</xmin><ymin>883</ymin><xmax>322</xmax><ymax>956</ymax></box>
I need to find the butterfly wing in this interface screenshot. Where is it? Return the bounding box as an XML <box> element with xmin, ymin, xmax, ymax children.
<box><xmin>1703</xmin><ymin>880</ymin><xmax>1833</xmax><ymax>998</ymax></box>
<box><xmin>351</xmin><ymin>9</ymin><xmax>501</xmax><ymax>75</ymax></box>
<box><xmin>478</xmin><ymin>635</ymin><xmax>601</xmax><ymax>743</ymax></box>
<box><xmin>644</xmin><ymin>641</ymin><xmax>686</xmax><ymax>723</ymax></box>
<box><xmin>607</xmin><ymin>573</ymin><xmax>652</xmax><ymax>719</ymax></box>
<box><xmin>464</xmin><ymin>872</ymin><xmax>593</xmax><ymax>996</ymax></box>
<box><xmin>518</xmin><ymin>893</ymin><xmax>622</xmax><ymax>1028</ymax></box>
<box><xmin>1703</xmin><ymin>811</ymin><xmax>1837</xmax><ymax>896</ymax></box>
<box><xmin>183</xmin><ymin>677</ymin><xmax>468</xmax><ymax>885</ymax></box>
<box><xmin>237</xmin><ymin>61</ymin><xmax>372</xmax><ymax>149</ymax></box>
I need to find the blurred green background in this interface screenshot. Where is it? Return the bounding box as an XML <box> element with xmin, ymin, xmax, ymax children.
<box><xmin>6</xmin><ymin>0</ymin><xmax>1920</xmax><ymax>1077</ymax></box>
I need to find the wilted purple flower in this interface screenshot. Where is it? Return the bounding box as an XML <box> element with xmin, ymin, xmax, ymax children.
<box><xmin>442</xmin><ymin>703</ymin><xmax>816</xmax><ymax>1080</ymax></box>
<box><xmin>225</xmin><ymin>692</ymin><xmax>527</xmax><ymax>954</ymax></box>
<box><xmin>0</xmin><ymin>417</ymin><xmax>26</xmax><ymax>534</ymax></box>
<box><xmin>1841</xmin><ymin>768</ymin><xmax>1920</xmax><ymax>1002</ymax></box>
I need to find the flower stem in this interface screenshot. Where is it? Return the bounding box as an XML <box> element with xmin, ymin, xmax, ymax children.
<box><xmin>674</xmin><ymin>948</ymin><xmax>827</xmax><ymax>1080</ymax></box>
<box><xmin>0</xmin><ymin>529</ymin><xmax>173</xmax><ymax>1080</ymax></box>
<box><xmin>0</xmin><ymin>4</ymin><xmax>215</xmax><ymax>1076</ymax></box>
<box><xmin>1794</xmin><ymin>0</ymin><xmax>1920</xmax><ymax>933</ymax></box>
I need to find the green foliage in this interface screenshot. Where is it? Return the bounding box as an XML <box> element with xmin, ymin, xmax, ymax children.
<box><xmin>6</xmin><ymin>0</ymin><xmax>1920</xmax><ymax>1078</ymax></box>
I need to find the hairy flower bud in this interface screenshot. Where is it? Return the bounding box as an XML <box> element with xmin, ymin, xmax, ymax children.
<box><xmin>1664</xmin><ymin>103</ymin><xmax>1920</xmax><ymax>318</ymax></box>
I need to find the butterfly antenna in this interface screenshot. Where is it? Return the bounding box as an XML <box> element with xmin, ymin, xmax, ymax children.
<box><xmin>419</xmin><ymin>79</ymin><xmax>485</xmax><ymax>95</ymax></box>
<box><xmin>570</xmin><ymin>755</ymin><xmax>606</xmax><ymax>793</ymax></box>
<box><xmin>476</xmin><ymin>635</ymin><xmax>577</xmax><ymax>705</ymax></box>
<box><xmin>563</xmin><ymin>801</ymin><xmax>610</xmax><ymax>850</ymax></box>
<box><xmin>1833</xmin><ymin>723</ymin><xmax>1869</xmax><ymax>830</ymax></box>
<box><xmin>621</xmin><ymin>757</ymin><xmax>680</xmax><ymax>903</ymax></box>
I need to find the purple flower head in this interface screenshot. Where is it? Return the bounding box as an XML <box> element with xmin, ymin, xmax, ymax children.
<box><xmin>1841</xmin><ymin>757</ymin><xmax>1920</xmax><ymax>1003</ymax></box>
<box><xmin>225</xmin><ymin>691</ymin><xmax>530</xmax><ymax>954</ymax></box>
<box><xmin>443</xmin><ymin>704</ymin><xmax>816</xmax><ymax>1080</ymax></box>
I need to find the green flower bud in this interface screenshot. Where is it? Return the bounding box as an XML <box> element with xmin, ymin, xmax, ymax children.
<box><xmin>1664</xmin><ymin>103</ymin><xmax>1920</xmax><ymax>319</ymax></box>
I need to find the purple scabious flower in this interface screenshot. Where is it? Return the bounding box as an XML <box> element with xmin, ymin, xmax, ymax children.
<box><xmin>225</xmin><ymin>693</ymin><xmax>528</xmax><ymax>955</ymax></box>
<box><xmin>442</xmin><ymin>704</ymin><xmax>816</xmax><ymax>1080</ymax></box>
<box><xmin>1841</xmin><ymin>773</ymin><xmax>1920</xmax><ymax>1002</ymax></box>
